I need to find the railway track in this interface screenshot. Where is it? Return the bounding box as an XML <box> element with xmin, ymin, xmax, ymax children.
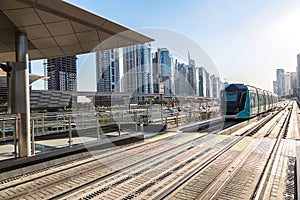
<box><xmin>157</xmin><ymin>101</ymin><xmax>294</xmax><ymax>200</ymax></box>
<box><xmin>72</xmin><ymin>106</ymin><xmax>286</xmax><ymax>200</ymax></box>
<box><xmin>0</xmin><ymin>119</ymin><xmax>237</xmax><ymax>200</ymax></box>
<box><xmin>0</xmin><ymin>102</ymin><xmax>296</xmax><ymax>200</ymax></box>
<box><xmin>0</xmin><ymin>130</ymin><xmax>216</xmax><ymax>199</ymax></box>
<box><xmin>56</xmin><ymin>109</ymin><xmax>285</xmax><ymax>199</ymax></box>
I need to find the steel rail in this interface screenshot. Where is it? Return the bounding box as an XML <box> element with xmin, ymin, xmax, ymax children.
<box><xmin>157</xmin><ymin>108</ymin><xmax>284</xmax><ymax>199</ymax></box>
<box><xmin>252</xmin><ymin>102</ymin><xmax>293</xmax><ymax>199</ymax></box>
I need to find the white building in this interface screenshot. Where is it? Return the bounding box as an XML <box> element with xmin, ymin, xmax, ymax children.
<box><xmin>290</xmin><ymin>72</ymin><xmax>298</xmax><ymax>95</ymax></box>
<box><xmin>285</xmin><ymin>72</ymin><xmax>291</xmax><ymax>96</ymax></box>
<box><xmin>276</xmin><ymin>69</ymin><xmax>285</xmax><ymax>96</ymax></box>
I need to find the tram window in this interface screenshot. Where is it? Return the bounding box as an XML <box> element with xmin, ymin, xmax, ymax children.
<box><xmin>250</xmin><ymin>92</ymin><xmax>256</xmax><ymax>107</ymax></box>
<box><xmin>239</xmin><ymin>92</ymin><xmax>246</xmax><ymax>105</ymax></box>
<box><xmin>225</xmin><ymin>92</ymin><xmax>238</xmax><ymax>102</ymax></box>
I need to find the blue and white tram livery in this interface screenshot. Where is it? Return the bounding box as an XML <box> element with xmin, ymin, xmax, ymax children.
<box><xmin>220</xmin><ymin>83</ymin><xmax>278</xmax><ymax>119</ymax></box>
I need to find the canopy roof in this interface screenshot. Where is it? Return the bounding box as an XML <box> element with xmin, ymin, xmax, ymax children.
<box><xmin>0</xmin><ymin>0</ymin><xmax>153</xmax><ymax>62</ymax></box>
<box><xmin>0</xmin><ymin>69</ymin><xmax>47</xmax><ymax>84</ymax></box>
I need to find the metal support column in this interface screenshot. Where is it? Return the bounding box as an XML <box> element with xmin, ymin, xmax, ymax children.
<box><xmin>7</xmin><ymin>33</ymin><xmax>31</xmax><ymax>157</ymax></box>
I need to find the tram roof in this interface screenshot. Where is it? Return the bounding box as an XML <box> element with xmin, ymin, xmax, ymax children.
<box><xmin>0</xmin><ymin>0</ymin><xmax>153</xmax><ymax>62</ymax></box>
<box><xmin>225</xmin><ymin>84</ymin><xmax>248</xmax><ymax>91</ymax></box>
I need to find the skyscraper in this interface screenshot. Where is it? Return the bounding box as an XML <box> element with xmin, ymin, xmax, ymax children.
<box><xmin>123</xmin><ymin>43</ymin><xmax>152</xmax><ymax>94</ymax></box>
<box><xmin>285</xmin><ymin>72</ymin><xmax>292</xmax><ymax>96</ymax></box>
<box><xmin>152</xmin><ymin>51</ymin><xmax>159</xmax><ymax>94</ymax></box>
<box><xmin>96</xmin><ymin>49</ymin><xmax>119</xmax><ymax>92</ymax></box>
<box><xmin>273</xmin><ymin>81</ymin><xmax>277</xmax><ymax>94</ymax></box>
<box><xmin>290</xmin><ymin>72</ymin><xmax>297</xmax><ymax>95</ymax></box>
<box><xmin>211</xmin><ymin>74</ymin><xmax>220</xmax><ymax>98</ymax></box>
<box><xmin>152</xmin><ymin>48</ymin><xmax>173</xmax><ymax>95</ymax></box>
<box><xmin>175</xmin><ymin>61</ymin><xmax>188</xmax><ymax>96</ymax></box>
<box><xmin>206</xmin><ymin>71</ymin><xmax>211</xmax><ymax>97</ymax></box>
<box><xmin>276</xmin><ymin>69</ymin><xmax>285</xmax><ymax>96</ymax></box>
<box><xmin>196</xmin><ymin>67</ymin><xmax>207</xmax><ymax>97</ymax></box>
<box><xmin>47</xmin><ymin>56</ymin><xmax>77</xmax><ymax>91</ymax></box>
<box><xmin>187</xmin><ymin>52</ymin><xmax>196</xmax><ymax>95</ymax></box>
<box><xmin>140</xmin><ymin>43</ymin><xmax>153</xmax><ymax>94</ymax></box>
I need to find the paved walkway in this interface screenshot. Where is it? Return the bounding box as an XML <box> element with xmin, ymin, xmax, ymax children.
<box><xmin>0</xmin><ymin>131</ymin><xmax>130</xmax><ymax>161</ymax></box>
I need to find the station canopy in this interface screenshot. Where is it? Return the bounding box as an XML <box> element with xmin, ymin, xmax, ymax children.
<box><xmin>0</xmin><ymin>69</ymin><xmax>47</xmax><ymax>84</ymax></box>
<box><xmin>0</xmin><ymin>0</ymin><xmax>153</xmax><ymax>62</ymax></box>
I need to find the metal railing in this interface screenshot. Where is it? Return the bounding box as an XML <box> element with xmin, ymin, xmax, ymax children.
<box><xmin>0</xmin><ymin>108</ymin><xmax>220</xmax><ymax>159</ymax></box>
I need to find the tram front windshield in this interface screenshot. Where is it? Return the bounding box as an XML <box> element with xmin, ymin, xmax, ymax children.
<box><xmin>222</xmin><ymin>90</ymin><xmax>246</xmax><ymax>115</ymax></box>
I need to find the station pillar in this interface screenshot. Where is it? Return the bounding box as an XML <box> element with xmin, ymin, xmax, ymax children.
<box><xmin>7</xmin><ymin>33</ymin><xmax>31</xmax><ymax>157</ymax></box>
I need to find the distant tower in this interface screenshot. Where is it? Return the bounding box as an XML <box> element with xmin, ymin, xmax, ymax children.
<box><xmin>197</xmin><ymin>67</ymin><xmax>207</xmax><ymax>97</ymax></box>
<box><xmin>276</xmin><ymin>69</ymin><xmax>285</xmax><ymax>96</ymax></box>
<box><xmin>152</xmin><ymin>51</ymin><xmax>160</xmax><ymax>94</ymax></box>
<box><xmin>152</xmin><ymin>48</ymin><xmax>173</xmax><ymax>95</ymax></box>
<box><xmin>273</xmin><ymin>81</ymin><xmax>277</xmax><ymax>94</ymax></box>
<box><xmin>187</xmin><ymin>51</ymin><xmax>196</xmax><ymax>95</ymax></box>
<box><xmin>210</xmin><ymin>74</ymin><xmax>218</xmax><ymax>98</ymax></box>
<box><xmin>47</xmin><ymin>56</ymin><xmax>77</xmax><ymax>92</ymax></box>
<box><xmin>140</xmin><ymin>43</ymin><xmax>152</xmax><ymax>94</ymax></box>
<box><xmin>175</xmin><ymin>61</ymin><xmax>188</xmax><ymax>95</ymax></box>
<box><xmin>285</xmin><ymin>72</ymin><xmax>291</xmax><ymax>96</ymax></box>
<box><xmin>96</xmin><ymin>49</ymin><xmax>120</xmax><ymax>92</ymax></box>
<box><xmin>290</xmin><ymin>72</ymin><xmax>297</xmax><ymax>95</ymax></box>
<box><xmin>206</xmin><ymin>71</ymin><xmax>211</xmax><ymax>97</ymax></box>
<box><xmin>123</xmin><ymin>43</ymin><xmax>152</xmax><ymax>95</ymax></box>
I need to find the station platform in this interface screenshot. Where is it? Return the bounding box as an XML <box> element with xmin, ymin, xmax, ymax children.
<box><xmin>289</xmin><ymin>101</ymin><xmax>300</xmax><ymax>139</ymax></box>
<box><xmin>0</xmin><ymin>122</ymin><xmax>168</xmax><ymax>162</ymax></box>
<box><xmin>0</xmin><ymin>131</ymin><xmax>144</xmax><ymax>181</ymax></box>
<box><xmin>0</xmin><ymin>116</ymin><xmax>220</xmax><ymax>181</ymax></box>
<box><xmin>0</xmin><ymin>130</ymin><xmax>130</xmax><ymax>161</ymax></box>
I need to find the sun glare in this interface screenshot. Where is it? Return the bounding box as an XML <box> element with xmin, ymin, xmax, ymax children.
<box><xmin>272</xmin><ymin>8</ymin><xmax>300</xmax><ymax>42</ymax></box>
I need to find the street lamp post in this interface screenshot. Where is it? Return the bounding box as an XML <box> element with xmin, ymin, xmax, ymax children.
<box><xmin>160</xmin><ymin>93</ymin><xmax>163</xmax><ymax>124</ymax></box>
<box><xmin>159</xmin><ymin>81</ymin><xmax>164</xmax><ymax>125</ymax></box>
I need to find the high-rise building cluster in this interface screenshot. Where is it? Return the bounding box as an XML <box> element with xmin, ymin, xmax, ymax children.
<box><xmin>275</xmin><ymin>69</ymin><xmax>297</xmax><ymax>96</ymax></box>
<box><xmin>274</xmin><ymin>69</ymin><xmax>297</xmax><ymax>97</ymax></box>
<box><xmin>95</xmin><ymin>43</ymin><xmax>222</xmax><ymax>98</ymax></box>
<box><xmin>274</xmin><ymin>54</ymin><xmax>300</xmax><ymax>97</ymax></box>
<box><xmin>44</xmin><ymin>43</ymin><xmax>221</xmax><ymax>99</ymax></box>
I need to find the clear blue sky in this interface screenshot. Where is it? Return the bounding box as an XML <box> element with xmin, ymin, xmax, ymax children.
<box><xmin>32</xmin><ymin>0</ymin><xmax>300</xmax><ymax>91</ymax></box>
